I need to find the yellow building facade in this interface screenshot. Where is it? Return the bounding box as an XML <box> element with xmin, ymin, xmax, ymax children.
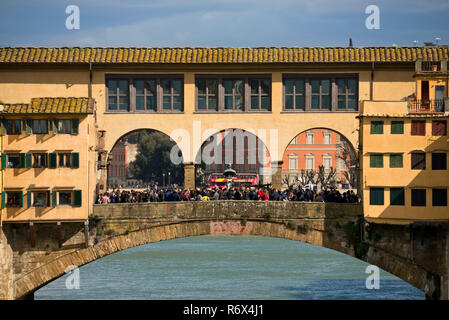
<box><xmin>0</xmin><ymin>47</ymin><xmax>447</xmax><ymax>225</ymax></box>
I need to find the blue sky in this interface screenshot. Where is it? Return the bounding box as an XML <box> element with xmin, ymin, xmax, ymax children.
<box><xmin>0</xmin><ymin>0</ymin><xmax>448</xmax><ymax>47</ymax></box>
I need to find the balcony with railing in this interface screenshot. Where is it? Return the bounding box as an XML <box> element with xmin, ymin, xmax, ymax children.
<box><xmin>408</xmin><ymin>99</ymin><xmax>445</xmax><ymax>114</ymax></box>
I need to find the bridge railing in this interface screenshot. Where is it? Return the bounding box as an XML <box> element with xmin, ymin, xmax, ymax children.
<box><xmin>92</xmin><ymin>201</ymin><xmax>362</xmax><ymax>220</ymax></box>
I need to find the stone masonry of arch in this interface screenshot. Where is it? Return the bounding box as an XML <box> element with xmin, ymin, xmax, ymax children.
<box><xmin>2</xmin><ymin>201</ymin><xmax>447</xmax><ymax>300</ymax></box>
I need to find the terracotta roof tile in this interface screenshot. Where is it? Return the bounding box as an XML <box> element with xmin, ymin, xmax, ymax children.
<box><xmin>0</xmin><ymin>47</ymin><xmax>448</xmax><ymax>64</ymax></box>
<box><xmin>1</xmin><ymin>97</ymin><xmax>93</xmax><ymax>114</ymax></box>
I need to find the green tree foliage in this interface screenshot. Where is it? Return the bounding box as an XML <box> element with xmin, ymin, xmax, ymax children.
<box><xmin>128</xmin><ymin>130</ymin><xmax>184</xmax><ymax>186</ymax></box>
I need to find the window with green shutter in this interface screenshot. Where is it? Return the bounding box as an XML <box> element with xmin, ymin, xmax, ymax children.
<box><xmin>391</xmin><ymin>121</ymin><xmax>404</xmax><ymax>134</ymax></box>
<box><xmin>370</xmin><ymin>188</ymin><xmax>384</xmax><ymax>205</ymax></box>
<box><xmin>25</xmin><ymin>119</ymin><xmax>32</xmax><ymax>135</ymax></box>
<box><xmin>1</xmin><ymin>153</ymin><xmax>6</xmax><ymax>169</ymax></box>
<box><xmin>73</xmin><ymin>190</ymin><xmax>82</xmax><ymax>207</ymax></box>
<box><xmin>389</xmin><ymin>154</ymin><xmax>403</xmax><ymax>168</ymax></box>
<box><xmin>390</xmin><ymin>188</ymin><xmax>405</xmax><ymax>205</ymax></box>
<box><xmin>71</xmin><ymin>152</ymin><xmax>79</xmax><ymax>169</ymax></box>
<box><xmin>0</xmin><ymin>119</ymin><xmax>6</xmax><ymax>136</ymax></box>
<box><xmin>52</xmin><ymin>119</ymin><xmax>58</xmax><ymax>134</ymax></box>
<box><xmin>49</xmin><ymin>153</ymin><xmax>57</xmax><ymax>169</ymax></box>
<box><xmin>1</xmin><ymin>191</ymin><xmax>5</xmax><ymax>209</ymax></box>
<box><xmin>370</xmin><ymin>121</ymin><xmax>384</xmax><ymax>134</ymax></box>
<box><xmin>370</xmin><ymin>154</ymin><xmax>383</xmax><ymax>168</ymax></box>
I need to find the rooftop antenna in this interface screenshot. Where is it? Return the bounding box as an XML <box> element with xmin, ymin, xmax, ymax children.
<box><xmin>349</xmin><ymin>38</ymin><xmax>353</xmax><ymax>47</ymax></box>
<box><xmin>413</xmin><ymin>40</ymin><xmax>418</xmax><ymax>46</ymax></box>
<box><xmin>435</xmin><ymin>37</ymin><xmax>441</xmax><ymax>45</ymax></box>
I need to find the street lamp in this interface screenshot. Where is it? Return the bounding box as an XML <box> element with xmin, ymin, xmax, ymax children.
<box><xmin>163</xmin><ymin>173</ymin><xmax>165</xmax><ymax>186</ymax></box>
<box><xmin>168</xmin><ymin>172</ymin><xmax>171</xmax><ymax>186</ymax></box>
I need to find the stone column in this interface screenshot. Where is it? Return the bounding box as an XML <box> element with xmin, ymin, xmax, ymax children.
<box><xmin>0</xmin><ymin>226</ymin><xmax>14</xmax><ymax>300</ymax></box>
<box><xmin>184</xmin><ymin>162</ymin><xmax>196</xmax><ymax>190</ymax></box>
<box><xmin>270</xmin><ymin>161</ymin><xmax>283</xmax><ymax>190</ymax></box>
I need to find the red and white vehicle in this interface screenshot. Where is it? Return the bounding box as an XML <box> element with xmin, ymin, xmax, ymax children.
<box><xmin>208</xmin><ymin>173</ymin><xmax>259</xmax><ymax>188</ymax></box>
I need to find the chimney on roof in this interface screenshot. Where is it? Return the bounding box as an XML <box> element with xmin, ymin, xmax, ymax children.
<box><xmin>349</xmin><ymin>38</ymin><xmax>353</xmax><ymax>47</ymax></box>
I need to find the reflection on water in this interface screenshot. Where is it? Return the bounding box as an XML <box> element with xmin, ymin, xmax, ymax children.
<box><xmin>35</xmin><ymin>235</ymin><xmax>424</xmax><ymax>300</ymax></box>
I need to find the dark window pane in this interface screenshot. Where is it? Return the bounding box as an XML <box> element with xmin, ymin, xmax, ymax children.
<box><xmin>161</xmin><ymin>80</ymin><xmax>171</xmax><ymax>94</ymax></box>
<box><xmin>235</xmin><ymin>95</ymin><xmax>242</xmax><ymax>110</ymax></box>
<box><xmin>370</xmin><ymin>154</ymin><xmax>383</xmax><ymax>168</ymax></box>
<box><xmin>119</xmin><ymin>96</ymin><xmax>128</xmax><ymax>110</ymax></box>
<box><xmin>33</xmin><ymin>120</ymin><xmax>39</xmax><ymax>133</ymax></box>
<box><xmin>370</xmin><ymin>121</ymin><xmax>383</xmax><ymax>134</ymax></box>
<box><xmin>321</xmin><ymin>95</ymin><xmax>330</xmax><ymax>109</ymax></box>
<box><xmin>235</xmin><ymin>80</ymin><xmax>243</xmax><ymax>95</ymax></box>
<box><xmin>432</xmin><ymin>120</ymin><xmax>447</xmax><ymax>136</ymax></box>
<box><xmin>311</xmin><ymin>80</ymin><xmax>319</xmax><ymax>93</ymax></box>
<box><xmin>321</xmin><ymin>80</ymin><xmax>329</xmax><ymax>94</ymax></box>
<box><xmin>285</xmin><ymin>80</ymin><xmax>293</xmax><ymax>94</ymax></box>
<box><xmin>198</xmin><ymin>96</ymin><xmax>206</xmax><ymax>110</ymax></box>
<box><xmin>285</xmin><ymin>95</ymin><xmax>293</xmax><ymax>109</ymax></box>
<box><xmin>107</xmin><ymin>80</ymin><xmax>117</xmax><ymax>94</ymax></box>
<box><xmin>391</xmin><ymin>121</ymin><xmax>404</xmax><ymax>134</ymax></box>
<box><xmin>432</xmin><ymin>153</ymin><xmax>447</xmax><ymax>170</ymax></box>
<box><xmin>251</xmin><ymin>96</ymin><xmax>259</xmax><ymax>109</ymax></box>
<box><xmin>390</xmin><ymin>188</ymin><xmax>405</xmax><ymax>205</ymax></box>
<box><xmin>146</xmin><ymin>80</ymin><xmax>155</xmax><ymax>94</ymax></box>
<box><xmin>208</xmin><ymin>97</ymin><xmax>217</xmax><ymax>109</ymax></box>
<box><xmin>108</xmin><ymin>96</ymin><xmax>117</xmax><ymax>110</ymax></box>
<box><xmin>163</xmin><ymin>96</ymin><xmax>171</xmax><ymax>109</ymax></box>
<box><xmin>224</xmin><ymin>96</ymin><xmax>233</xmax><ymax>109</ymax></box>
<box><xmin>295</xmin><ymin>80</ymin><xmax>304</xmax><ymax>94</ymax></box>
<box><xmin>411</xmin><ymin>120</ymin><xmax>426</xmax><ymax>136</ymax></box>
<box><xmin>250</xmin><ymin>80</ymin><xmax>258</xmax><ymax>94</ymax></box>
<box><xmin>311</xmin><ymin>96</ymin><xmax>319</xmax><ymax>109</ymax></box>
<box><xmin>390</xmin><ymin>154</ymin><xmax>403</xmax><ymax>168</ymax></box>
<box><xmin>119</xmin><ymin>80</ymin><xmax>128</xmax><ymax>94</ymax></box>
<box><xmin>337</xmin><ymin>79</ymin><xmax>346</xmax><ymax>94</ymax></box>
<box><xmin>172</xmin><ymin>80</ymin><xmax>182</xmax><ymax>94</ymax></box>
<box><xmin>348</xmin><ymin>96</ymin><xmax>356</xmax><ymax>109</ymax></box>
<box><xmin>295</xmin><ymin>96</ymin><xmax>304</xmax><ymax>109</ymax></box>
<box><xmin>173</xmin><ymin>96</ymin><xmax>182</xmax><ymax>110</ymax></box>
<box><xmin>261</xmin><ymin>96</ymin><xmax>269</xmax><ymax>110</ymax></box>
<box><xmin>261</xmin><ymin>80</ymin><xmax>270</xmax><ymax>94</ymax></box>
<box><xmin>338</xmin><ymin>96</ymin><xmax>346</xmax><ymax>109</ymax></box>
<box><xmin>432</xmin><ymin>189</ymin><xmax>447</xmax><ymax>206</ymax></box>
<box><xmin>207</xmin><ymin>80</ymin><xmax>217</xmax><ymax>95</ymax></box>
<box><xmin>197</xmin><ymin>79</ymin><xmax>206</xmax><ymax>94</ymax></box>
<box><xmin>223</xmin><ymin>80</ymin><xmax>233</xmax><ymax>94</ymax></box>
<box><xmin>348</xmin><ymin>79</ymin><xmax>356</xmax><ymax>93</ymax></box>
<box><xmin>135</xmin><ymin>80</ymin><xmax>144</xmax><ymax>94</ymax></box>
<box><xmin>411</xmin><ymin>189</ymin><xmax>426</xmax><ymax>206</ymax></box>
<box><xmin>136</xmin><ymin>96</ymin><xmax>144</xmax><ymax>110</ymax></box>
<box><xmin>14</xmin><ymin>121</ymin><xmax>21</xmax><ymax>133</ymax></box>
<box><xmin>146</xmin><ymin>96</ymin><xmax>156</xmax><ymax>111</ymax></box>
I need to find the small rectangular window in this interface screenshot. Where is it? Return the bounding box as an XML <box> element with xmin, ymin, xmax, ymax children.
<box><xmin>432</xmin><ymin>189</ymin><xmax>447</xmax><ymax>206</ymax></box>
<box><xmin>223</xmin><ymin>79</ymin><xmax>244</xmax><ymax>111</ymax></box>
<box><xmin>33</xmin><ymin>191</ymin><xmax>49</xmax><ymax>207</ymax></box>
<box><xmin>6</xmin><ymin>154</ymin><xmax>20</xmax><ymax>168</ymax></box>
<box><xmin>6</xmin><ymin>120</ymin><xmax>21</xmax><ymax>135</ymax></box>
<box><xmin>411</xmin><ymin>189</ymin><xmax>426</xmax><ymax>206</ymax></box>
<box><xmin>32</xmin><ymin>154</ymin><xmax>47</xmax><ymax>168</ymax></box>
<box><xmin>390</xmin><ymin>188</ymin><xmax>405</xmax><ymax>206</ymax></box>
<box><xmin>432</xmin><ymin>120</ymin><xmax>447</xmax><ymax>136</ymax></box>
<box><xmin>58</xmin><ymin>153</ymin><xmax>72</xmax><ymax>168</ymax></box>
<box><xmin>6</xmin><ymin>191</ymin><xmax>22</xmax><ymax>208</ymax></box>
<box><xmin>370</xmin><ymin>121</ymin><xmax>383</xmax><ymax>134</ymax></box>
<box><xmin>411</xmin><ymin>152</ymin><xmax>426</xmax><ymax>170</ymax></box>
<box><xmin>432</xmin><ymin>153</ymin><xmax>447</xmax><ymax>170</ymax></box>
<box><xmin>370</xmin><ymin>188</ymin><xmax>384</xmax><ymax>205</ymax></box>
<box><xmin>284</xmin><ymin>79</ymin><xmax>305</xmax><ymax>110</ymax></box>
<box><xmin>59</xmin><ymin>191</ymin><xmax>72</xmax><ymax>206</ymax></box>
<box><xmin>57</xmin><ymin>120</ymin><xmax>71</xmax><ymax>134</ymax></box>
<box><xmin>391</xmin><ymin>121</ymin><xmax>404</xmax><ymax>134</ymax></box>
<box><xmin>250</xmin><ymin>79</ymin><xmax>270</xmax><ymax>110</ymax></box>
<box><xmin>389</xmin><ymin>154</ymin><xmax>403</xmax><ymax>168</ymax></box>
<box><xmin>197</xmin><ymin>79</ymin><xmax>218</xmax><ymax>111</ymax></box>
<box><xmin>411</xmin><ymin>120</ymin><xmax>426</xmax><ymax>136</ymax></box>
<box><xmin>32</xmin><ymin>120</ymin><xmax>48</xmax><ymax>134</ymax></box>
<box><xmin>370</xmin><ymin>154</ymin><xmax>383</xmax><ymax>168</ymax></box>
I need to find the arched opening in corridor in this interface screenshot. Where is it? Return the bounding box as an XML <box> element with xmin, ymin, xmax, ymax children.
<box><xmin>281</xmin><ymin>128</ymin><xmax>359</xmax><ymax>196</ymax></box>
<box><xmin>106</xmin><ymin>129</ymin><xmax>184</xmax><ymax>190</ymax></box>
<box><xmin>34</xmin><ymin>235</ymin><xmax>423</xmax><ymax>300</ymax></box>
<box><xmin>194</xmin><ymin>128</ymin><xmax>272</xmax><ymax>187</ymax></box>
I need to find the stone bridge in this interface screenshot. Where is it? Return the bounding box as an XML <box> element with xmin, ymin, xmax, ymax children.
<box><xmin>1</xmin><ymin>201</ymin><xmax>448</xmax><ymax>300</ymax></box>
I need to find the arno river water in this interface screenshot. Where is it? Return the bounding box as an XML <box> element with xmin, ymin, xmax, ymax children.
<box><xmin>35</xmin><ymin>235</ymin><xmax>423</xmax><ymax>300</ymax></box>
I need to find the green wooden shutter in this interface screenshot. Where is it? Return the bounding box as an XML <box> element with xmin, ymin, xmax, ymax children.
<box><xmin>390</xmin><ymin>188</ymin><xmax>405</xmax><ymax>205</ymax></box>
<box><xmin>20</xmin><ymin>153</ymin><xmax>26</xmax><ymax>168</ymax></box>
<box><xmin>73</xmin><ymin>190</ymin><xmax>82</xmax><ymax>207</ymax></box>
<box><xmin>1</xmin><ymin>191</ymin><xmax>5</xmax><ymax>209</ymax></box>
<box><xmin>27</xmin><ymin>191</ymin><xmax>32</xmax><ymax>208</ymax></box>
<box><xmin>370</xmin><ymin>121</ymin><xmax>384</xmax><ymax>134</ymax></box>
<box><xmin>25</xmin><ymin>153</ymin><xmax>32</xmax><ymax>168</ymax></box>
<box><xmin>370</xmin><ymin>154</ymin><xmax>383</xmax><ymax>168</ymax></box>
<box><xmin>20</xmin><ymin>191</ymin><xmax>24</xmax><ymax>208</ymax></box>
<box><xmin>25</xmin><ymin>119</ymin><xmax>32</xmax><ymax>135</ymax></box>
<box><xmin>49</xmin><ymin>153</ymin><xmax>57</xmax><ymax>169</ymax></box>
<box><xmin>71</xmin><ymin>119</ymin><xmax>79</xmax><ymax>135</ymax></box>
<box><xmin>71</xmin><ymin>152</ymin><xmax>79</xmax><ymax>169</ymax></box>
<box><xmin>391</xmin><ymin>121</ymin><xmax>404</xmax><ymax>134</ymax></box>
<box><xmin>52</xmin><ymin>191</ymin><xmax>57</xmax><ymax>207</ymax></box>
<box><xmin>0</xmin><ymin>119</ymin><xmax>6</xmax><ymax>136</ymax></box>
<box><xmin>46</xmin><ymin>192</ymin><xmax>50</xmax><ymax>207</ymax></box>
<box><xmin>370</xmin><ymin>188</ymin><xmax>384</xmax><ymax>205</ymax></box>
<box><xmin>1</xmin><ymin>153</ymin><xmax>6</xmax><ymax>169</ymax></box>
<box><xmin>390</xmin><ymin>154</ymin><xmax>403</xmax><ymax>168</ymax></box>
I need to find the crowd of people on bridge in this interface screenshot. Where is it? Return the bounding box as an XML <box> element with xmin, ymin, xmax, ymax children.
<box><xmin>96</xmin><ymin>185</ymin><xmax>359</xmax><ymax>204</ymax></box>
